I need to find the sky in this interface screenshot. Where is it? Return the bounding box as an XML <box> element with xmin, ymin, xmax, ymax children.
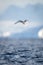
<box><xmin>0</xmin><ymin>0</ymin><xmax>43</xmax><ymax>39</ymax></box>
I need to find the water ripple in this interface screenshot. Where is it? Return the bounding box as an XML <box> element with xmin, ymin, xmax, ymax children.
<box><xmin>0</xmin><ymin>39</ymin><xmax>43</xmax><ymax>65</ymax></box>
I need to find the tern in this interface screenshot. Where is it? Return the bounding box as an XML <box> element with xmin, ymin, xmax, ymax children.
<box><xmin>14</xmin><ymin>20</ymin><xmax>28</xmax><ymax>24</ymax></box>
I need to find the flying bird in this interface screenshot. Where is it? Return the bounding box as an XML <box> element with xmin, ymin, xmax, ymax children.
<box><xmin>14</xmin><ymin>20</ymin><xmax>28</xmax><ymax>24</ymax></box>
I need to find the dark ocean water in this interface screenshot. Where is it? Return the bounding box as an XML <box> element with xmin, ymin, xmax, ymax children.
<box><xmin>0</xmin><ymin>39</ymin><xmax>43</xmax><ymax>65</ymax></box>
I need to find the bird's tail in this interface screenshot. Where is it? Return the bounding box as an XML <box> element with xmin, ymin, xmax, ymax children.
<box><xmin>14</xmin><ymin>22</ymin><xmax>18</xmax><ymax>24</ymax></box>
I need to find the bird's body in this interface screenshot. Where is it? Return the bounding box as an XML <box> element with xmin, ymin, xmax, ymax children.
<box><xmin>15</xmin><ymin>20</ymin><xmax>28</xmax><ymax>24</ymax></box>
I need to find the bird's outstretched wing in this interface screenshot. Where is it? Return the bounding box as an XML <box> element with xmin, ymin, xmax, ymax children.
<box><xmin>24</xmin><ymin>20</ymin><xmax>28</xmax><ymax>22</ymax></box>
<box><xmin>15</xmin><ymin>20</ymin><xmax>24</xmax><ymax>24</ymax></box>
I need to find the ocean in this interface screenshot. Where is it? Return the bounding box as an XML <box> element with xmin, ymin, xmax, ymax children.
<box><xmin>0</xmin><ymin>39</ymin><xmax>43</xmax><ymax>65</ymax></box>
